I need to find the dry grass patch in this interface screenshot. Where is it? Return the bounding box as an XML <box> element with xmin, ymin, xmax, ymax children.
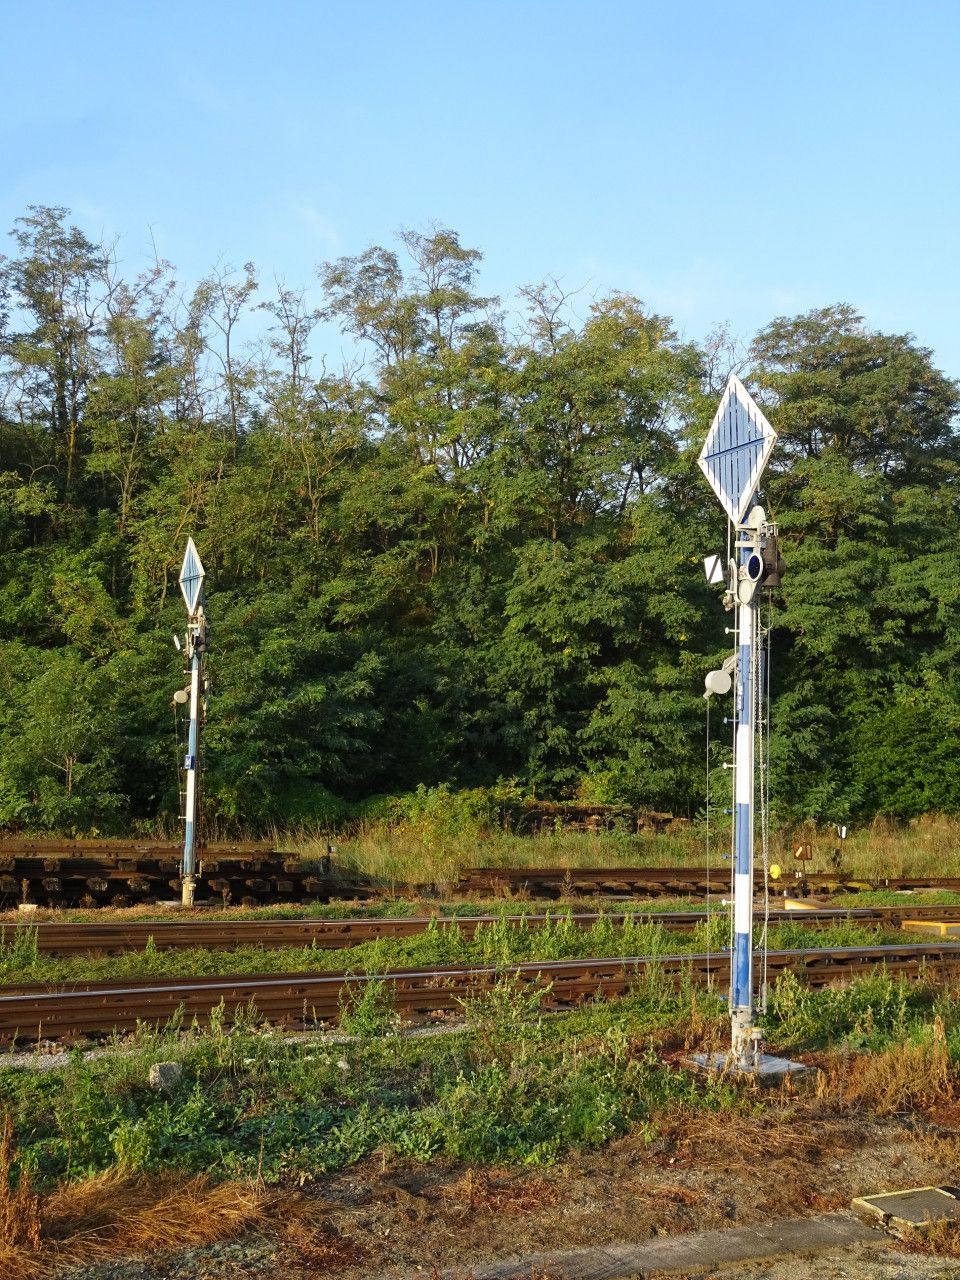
<box><xmin>0</xmin><ymin>1161</ymin><xmax>269</xmax><ymax>1280</ymax></box>
<box><xmin>275</xmin><ymin>1205</ymin><xmax>368</xmax><ymax>1270</ymax></box>
<box><xmin>629</xmin><ymin>1179</ymin><xmax>704</xmax><ymax>1208</ymax></box>
<box><xmin>781</xmin><ymin>812</ymin><xmax>960</xmax><ymax>879</ymax></box>
<box><xmin>895</xmin><ymin>1216</ymin><xmax>960</xmax><ymax>1259</ymax></box>
<box><xmin>0</xmin><ymin>1115</ymin><xmax>41</xmax><ymax>1262</ymax></box>
<box><xmin>439</xmin><ymin>1168</ymin><xmax>563</xmax><ymax>1216</ymax></box>
<box><xmin>814</xmin><ymin>1018</ymin><xmax>955</xmax><ymax>1114</ymax></box>
<box><xmin>648</xmin><ymin>1104</ymin><xmax>854</xmax><ymax>1216</ymax></box>
<box><xmin>429</xmin><ymin>1269</ymin><xmax>560</xmax><ymax>1280</ymax></box>
<box><xmin>0</xmin><ymin>1108</ymin><xmax>370</xmax><ymax>1280</ymax></box>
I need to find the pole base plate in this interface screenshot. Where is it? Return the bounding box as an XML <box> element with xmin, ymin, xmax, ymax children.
<box><xmin>687</xmin><ymin>1051</ymin><xmax>812</xmax><ymax>1086</ymax></box>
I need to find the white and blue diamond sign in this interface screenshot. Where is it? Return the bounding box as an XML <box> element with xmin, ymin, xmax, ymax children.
<box><xmin>179</xmin><ymin>537</ymin><xmax>205</xmax><ymax>616</ymax></box>
<box><xmin>698</xmin><ymin>375</ymin><xmax>777</xmax><ymax>526</ymax></box>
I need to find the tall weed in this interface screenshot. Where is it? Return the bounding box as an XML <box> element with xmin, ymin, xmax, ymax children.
<box><xmin>0</xmin><ymin>926</ymin><xmax>39</xmax><ymax>982</ymax></box>
<box><xmin>767</xmin><ymin>970</ymin><xmax>930</xmax><ymax>1051</ymax></box>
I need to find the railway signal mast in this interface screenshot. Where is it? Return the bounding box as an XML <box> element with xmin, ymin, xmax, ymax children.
<box><xmin>177</xmin><ymin>538</ymin><xmax>208</xmax><ymax>908</ymax></box>
<box><xmin>697</xmin><ymin>376</ymin><xmax>781</xmax><ymax>1070</ymax></box>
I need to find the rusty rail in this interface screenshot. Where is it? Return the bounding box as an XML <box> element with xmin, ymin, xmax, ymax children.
<box><xmin>5</xmin><ymin>904</ymin><xmax>960</xmax><ymax>956</ymax></box>
<box><xmin>2</xmin><ymin>942</ymin><xmax>959</xmax><ymax>1043</ymax></box>
<box><xmin>0</xmin><ymin>855</ymin><xmax>344</xmax><ymax>909</ymax></box>
<box><xmin>455</xmin><ymin>866</ymin><xmax>960</xmax><ymax>898</ymax></box>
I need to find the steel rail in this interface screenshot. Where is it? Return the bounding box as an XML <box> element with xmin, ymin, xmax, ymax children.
<box><xmin>456</xmin><ymin>866</ymin><xmax>960</xmax><ymax>896</ymax></box>
<box><xmin>2</xmin><ymin>942</ymin><xmax>960</xmax><ymax>1043</ymax></box>
<box><xmin>6</xmin><ymin>904</ymin><xmax>960</xmax><ymax>956</ymax></box>
<box><xmin>0</xmin><ymin>857</ymin><xmax>337</xmax><ymax>909</ymax></box>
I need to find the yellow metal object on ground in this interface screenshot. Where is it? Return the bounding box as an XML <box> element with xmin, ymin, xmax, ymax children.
<box><xmin>900</xmin><ymin>919</ymin><xmax>960</xmax><ymax>938</ymax></box>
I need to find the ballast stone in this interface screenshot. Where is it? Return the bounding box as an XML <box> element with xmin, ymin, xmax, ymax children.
<box><xmin>148</xmin><ymin>1061</ymin><xmax>183</xmax><ymax>1093</ymax></box>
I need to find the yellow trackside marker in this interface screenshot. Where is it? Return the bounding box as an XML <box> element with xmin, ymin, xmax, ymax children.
<box><xmin>901</xmin><ymin>920</ymin><xmax>960</xmax><ymax>938</ymax></box>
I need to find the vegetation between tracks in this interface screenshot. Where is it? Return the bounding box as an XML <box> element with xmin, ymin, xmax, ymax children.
<box><xmin>0</xmin><ymin>917</ymin><xmax>903</xmax><ymax>987</ymax></box>
<box><xmin>285</xmin><ymin>809</ymin><xmax>960</xmax><ymax>891</ymax></box>
<box><xmin>0</xmin><ymin>970</ymin><xmax>958</xmax><ymax>1193</ymax></box>
<box><xmin>1</xmin><ymin>968</ymin><xmax>958</xmax><ymax>1277</ymax></box>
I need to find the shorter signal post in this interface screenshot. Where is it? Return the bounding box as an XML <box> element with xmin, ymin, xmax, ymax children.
<box><xmin>177</xmin><ymin>538</ymin><xmax>208</xmax><ymax>909</ymax></box>
<box><xmin>696</xmin><ymin>377</ymin><xmax>806</xmax><ymax>1081</ymax></box>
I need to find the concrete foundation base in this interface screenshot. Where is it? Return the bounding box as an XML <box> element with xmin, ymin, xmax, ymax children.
<box><xmin>853</xmin><ymin>1185</ymin><xmax>960</xmax><ymax>1231</ymax></box>
<box><xmin>687</xmin><ymin>1051</ymin><xmax>813</xmax><ymax>1086</ymax></box>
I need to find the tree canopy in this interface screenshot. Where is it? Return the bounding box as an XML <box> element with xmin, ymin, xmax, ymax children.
<box><xmin>0</xmin><ymin>206</ymin><xmax>956</xmax><ymax>832</ymax></box>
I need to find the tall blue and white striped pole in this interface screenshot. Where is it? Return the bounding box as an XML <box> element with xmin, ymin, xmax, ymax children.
<box><xmin>178</xmin><ymin>539</ymin><xmax>206</xmax><ymax>909</ymax></box>
<box><xmin>181</xmin><ymin>622</ymin><xmax>202</xmax><ymax>907</ymax></box>
<box><xmin>731</xmin><ymin>520</ymin><xmax>759</xmax><ymax>1064</ymax></box>
<box><xmin>697</xmin><ymin>376</ymin><xmax>777</xmax><ymax>1069</ymax></box>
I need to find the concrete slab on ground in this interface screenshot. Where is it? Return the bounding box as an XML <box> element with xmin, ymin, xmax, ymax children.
<box><xmin>421</xmin><ymin>1209</ymin><xmax>880</xmax><ymax>1279</ymax></box>
<box><xmin>853</xmin><ymin>1185</ymin><xmax>960</xmax><ymax>1230</ymax></box>
<box><xmin>687</xmin><ymin>1051</ymin><xmax>812</xmax><ymax>1086</ymax></box>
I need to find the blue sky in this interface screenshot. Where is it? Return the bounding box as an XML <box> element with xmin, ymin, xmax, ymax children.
<box><xmin>4</xmin><ymin>0</ymin><xmax>958</xmax><ymax>375</ymax></box>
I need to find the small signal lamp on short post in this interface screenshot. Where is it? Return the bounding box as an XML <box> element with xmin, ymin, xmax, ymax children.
<box><xmin>833</xmin><ymin>825</ymin><xmax>848</xmax><ymax>873</ymax></box>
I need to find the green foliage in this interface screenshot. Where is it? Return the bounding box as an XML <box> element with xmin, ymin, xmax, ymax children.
<box><xmin>0</xmin><ymin>924</ymin><xmax>38</xmax><ymax>979</ymax></box>
<box><xmin>0</xmin><ymin>646</ymin><xmax>125</xmax><ymax>829</ymax></box>
<box><xmin>0</xmin><ymin>211</ymin><xmax>958</xmax><ymax>830</ymax></box>
<box><xmin>337</xmin><ymin>977</ymin><xmax>397</xmax><ymax>1038</ymax></box>
<box><xmin>6</xmin><ymin>968</ymin><xmax>954</xmax><ymax>1189</ymax></box>
<box><xmin>0</xmin><ymin>917</ymin><xmax>899</xmax><ymax>989</ymax></box>
<box><xmin>764</xmin><ymin>921</ymin><xmax>897</xmax><ymax>950</ymax></box>
<box><xmin>378</xmin><ymin>783</ymin><xmax>505</xmax><ymax>837</ymax></box>
<box><xmin>0</xmin><ymin>981</ymin><xmax>733</xmax><ymax>1185</ymax></box>
<box><xmin>765</xmin><ymin>969</ymin><xmax>925</xmax><ymax>1050</ymax></box>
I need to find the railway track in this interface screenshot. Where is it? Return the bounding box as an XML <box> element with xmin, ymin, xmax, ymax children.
<box><xmin>8</xmin><ymin>903</ymin><xmax>960</xmax><ymax>956</ymax></box>
<box><xmin>1</xmin><ymin>837</ymin><xmax>958</xmax><ymax>907</ymax></box>
<box><xmin>2</xmin><ymin>941</ymin><xmax>959</xmax><ymax>1043</ymax></box>
<box><xmin>0</xmin><ymin>841</ymin><xmax>346</xmax><ymax>908</ymax></box>
<box><xmin>455</xmin><ymin>866</ymin><xmax>960</xmax><ymax>898</ymax></box>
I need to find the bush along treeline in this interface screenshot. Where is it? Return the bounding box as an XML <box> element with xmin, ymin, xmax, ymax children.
<box><xmin>0</xmin><ymin>205</ymin><xmax>957</xmax><ymax>834</ymax></box>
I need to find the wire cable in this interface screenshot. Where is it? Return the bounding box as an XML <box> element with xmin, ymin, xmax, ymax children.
<box><xmin>705</xmin><ymin>692</ymin><xmax>712</xmax><ymax>986</ymax></box>
<box><xmin>756</xmin><ymin>592</ymin><xmax>774</xmax><ymax>1012</ymax></box>
<box><xmin>728</xmin><ymin>549</ymin><xmax>737</xmax><ymax>991</ymax></box>
<box><xmin>172</xmin><ymin>701</ymin><xmax>185</xmax><ymax>818</ymax></box>
<box><xmin>757</xmin><ymin>599</ymin><xmax>773</xmax><ymax>1008</ymax></box>
<box><xmin>764</xmin><ymin>593</ymin><xmax>774</xmax><ymax>1002</ymax></box>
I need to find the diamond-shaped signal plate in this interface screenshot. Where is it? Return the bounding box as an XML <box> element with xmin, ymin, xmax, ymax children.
<box><xmin>179</xmin><ymin>537</ymin><xmax>205</xmax><ymax>616</ymax></box>
<box><xmin>698</xmin><ymin>375</ymin><xmax>777</xmax><ymax>526</ymax></box>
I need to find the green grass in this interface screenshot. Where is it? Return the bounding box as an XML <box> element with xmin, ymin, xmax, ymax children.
<box><xmin>292</xmin><ymin>821</ymin><xmax>707</xmax><ymax>889</ymax></box>
<box><xmin>827</xmin><ymin>889</ymin><xmax>960</xmax><ymax>907</ymax></box>
<box><xmin>3</xmin><ymin>966</ymin><xmax>960</xmax><ymax>1191</ymax></box>
<box><xmin>764</xmin><ymin>920</ymin><xmax>899</xmax><ymax>950</ymax></box>
<box><xmin>0</xmin><ymin>918</ymin><xmax>909</xmax><ymax>987</ymax></box>
<box><xmin>282</xmin><ymin>803</ymin><xmax>960</xmax><ymax>887</ymax></box>
<box><xmin>764</xmin><ymin>969</ymin><xmax>960</xmax><ymax>1056</ymax></box>
<box><xmin>0</xmin><ymin>980</ymin><xmax>735</xmax><ymax>1186</ymax></box>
